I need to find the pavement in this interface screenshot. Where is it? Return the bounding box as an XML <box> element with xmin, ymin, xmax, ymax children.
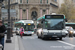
<box><xmin>4</xmin><ymin>34</ymin><xmax>24</xmax><ymax>50</ymax></box>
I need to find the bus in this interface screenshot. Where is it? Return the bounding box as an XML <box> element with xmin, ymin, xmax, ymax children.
<box><xmin>65</xmin><ymin>23</ymin><xmax>75</xmax><ymax>29</ymax></box>
<box><xmin>37</xmin><ymin>15</ymin><xmax>66</xmax><ymax>40</ymax></box>
<box><xmin>15</xmin><ymin>20</ymin><xmax>35</xmax><ymax>35</ymax></box>
<box><xmin>65</xmin><ymin>23</ymin><xmax>75</xmax><ymax>37</ymax></box>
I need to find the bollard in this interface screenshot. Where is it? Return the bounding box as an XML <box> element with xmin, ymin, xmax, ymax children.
<box><xmin>0</xmin><ymin>44</ymin><xmax>3</xmax><ymax>50</ymax></box>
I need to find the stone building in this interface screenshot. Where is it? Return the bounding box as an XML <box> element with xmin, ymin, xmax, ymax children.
<box><xmin>4</xmin><ymin>0</ymin><xmax>59</xmax><ymax>20</ymax></box>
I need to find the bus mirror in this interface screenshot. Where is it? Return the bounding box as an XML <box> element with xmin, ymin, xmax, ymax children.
<box><xmin>65</xmin><ymin>18</ymin><xmax>67</xmax><ymax>22</ymax></box>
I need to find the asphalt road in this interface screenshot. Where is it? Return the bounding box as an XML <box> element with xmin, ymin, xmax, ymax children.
<box><xmin>21</xmin><ymin>34</ymin><xmax>75</xmax><ymax>50</ymax></box>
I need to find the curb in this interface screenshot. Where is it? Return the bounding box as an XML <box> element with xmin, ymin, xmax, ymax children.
<box><xmin>14</xmin><ymin>35</ymin><xmax>19</xmax><ymax>50</ymax></box>
<box><xmin>18</xmin><ymin>36</ymin><xmax>25</xmax><ymax>50</ymax></box>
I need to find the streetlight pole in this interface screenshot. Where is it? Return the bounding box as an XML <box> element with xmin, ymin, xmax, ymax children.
<box><xmin>6</xmin><ymin>0</ymin><xmax>11</xmax><ymax>43</ymax></box>
<box><xmin>10</xmin><ymin>17</ymin><xmax>13</xmax><ymax>37</ymax></box>
<box><xmin>1</xmin><ymin>4</ymin><xmax>5</xmax><ymax>24</ymax></box>
<box><xmin>0</xmin><ymin>3</ymin><xmax>2</xmax><ymax>20</ymax></box>
<box><xmin>2</xmin><ymin>18</ymin><xmax>4</xmax><ymax>24</ymax></box>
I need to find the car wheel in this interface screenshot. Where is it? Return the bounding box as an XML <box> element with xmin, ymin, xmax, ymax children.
<box><xmin>38</xmin><ymin>36</ymin><xmax>40</xmax><ymax>38</ymax></box>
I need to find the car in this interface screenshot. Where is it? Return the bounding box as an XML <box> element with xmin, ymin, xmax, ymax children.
<box><xmin>65</xmin><ymin>26</ymin><xmax>75</xmax><ymax>37</ymax></box>
<box><xmin>34</xmin><ymin>29</ymin><xmax>37</xmax><ymax>34</ymax></box>
<box><xmin>15</xmin><ymin>28</ymin><xmax>20</xmax><ymax>35</ymax></box>
<box><xmin>12</xmin><ymin>27</ymin><xmax>16</xmax><ymax>33</ymax></box>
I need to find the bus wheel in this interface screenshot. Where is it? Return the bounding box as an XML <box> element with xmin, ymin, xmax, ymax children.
<box><xmin>38</xmin><ymin>36</ymin><xmax>40</xmax><ymax>38</ymax></box>
<box><xmin>37</xmin><ymin>32</ymin><xmax>38</xmax><ymax>36</ymax></box>
<box><xmin>41</xmin><ymin>34</ymin><xmax>46</xmax><ymax>40</ymax></box>
<box><xmin>59</xmin><ymin>37</ymin><xmax>62</xmax><ymax>40</ymax></box>
<box><xmin>74</xmin><ymin>35</ymin><xmax>75</xmax><ymax>37</ymax></box>
<box><xmin>37</xmin><ymin>33</ymin><xmax>40</xmax><ymax>38</ymax></box>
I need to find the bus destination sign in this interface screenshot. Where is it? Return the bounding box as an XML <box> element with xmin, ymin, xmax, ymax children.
<box><xmin>45</xmin><ymin>15</ymin><xmax>64</xmax><ymax>19</ymax></box>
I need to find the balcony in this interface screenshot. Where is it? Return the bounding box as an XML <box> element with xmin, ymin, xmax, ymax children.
<box><xmin>50</xmin><ymin>0</ymin><xmax>58</xmax><ymax>7</ymax></box>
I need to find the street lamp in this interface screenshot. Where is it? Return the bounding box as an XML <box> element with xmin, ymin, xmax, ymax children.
<box><xmin>1</xmin><ymin>4</ymin><xmax>5</xmax><ymax>24</ymax></box>
<box><xmin>10</xmin><ymin>17</ymin><xmax>13</xmax><ymax>37</ymax></box>
<box><xmin>0</xmin><ymin>0</ymin><xmax>4</xmax><ymax>20</ymax></box>
<box><xmin>6</xmin><ymin>0</ymin><xmax>11</xmax><ymax>43</ymax></box>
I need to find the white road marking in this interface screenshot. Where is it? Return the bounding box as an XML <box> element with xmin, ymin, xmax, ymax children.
<box><xmin>58</xmin><ymin>40</ymin><xmax>75</xmax><ymax>47</ymax></box>
<box><xmin>22</xmin><ymin>36</ymin><xmax>37</xmax><ymax>39</ymax></box>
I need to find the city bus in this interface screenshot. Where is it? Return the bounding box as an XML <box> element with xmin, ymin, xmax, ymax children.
<box><xmin>37</xmin><ymin>14</ymin><xmax>66</xmax><ymax>40</ymax></box>
<box><xmin>15</xmin><ymin>20</ymin><xmax>35</xmax><ymax>35</ymax></box>
<box><xmin>65</xmin><ymin>23</ymin><xmax>75</xmax><ymax>37</ymax></box>
<box><xmin>65</xmin><ymin>23</ymin><xmax>75</xmax><ymax>29</ymax></box>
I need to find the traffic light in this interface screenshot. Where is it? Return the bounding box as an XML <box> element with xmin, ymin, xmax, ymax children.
<box><xmin>0</xmin><ymin>0</ymin><xmax>4</xmax><ymax>3</ymax></box>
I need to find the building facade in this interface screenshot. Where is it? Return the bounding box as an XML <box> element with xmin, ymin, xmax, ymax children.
<box><xmin>4</xmin><ymin>0</ymin><xmax>60</xmax><ymax>20</ymax></box>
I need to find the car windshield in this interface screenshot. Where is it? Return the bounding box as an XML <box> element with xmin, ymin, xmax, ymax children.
<box><xmin>65</xmin><ymin>26</ymin><xmax>74</xmax><ymax>31</ymax></box>
<box><xmin>43</xmin><ymin>19</ymin><xmax>64</xmax><ymax>30</ymax></box>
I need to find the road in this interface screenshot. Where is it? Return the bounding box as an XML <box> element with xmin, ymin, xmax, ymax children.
<box><xmin>21</xmin><ymin>34</ymin><xmax>75</xmax><ymax>50</ymax></box>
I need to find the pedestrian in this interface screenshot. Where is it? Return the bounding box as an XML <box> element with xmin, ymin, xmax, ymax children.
<box><xmin>0</xmin><ymin>20</ymin><xmax>6</xmax><ymax>50</ymax></box>
<box><xmin>20</xmin><ymin>27</ymin><xmax>24</xmax><ymax>38</ymax></box>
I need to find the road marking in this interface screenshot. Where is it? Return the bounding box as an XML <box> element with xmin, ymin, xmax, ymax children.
<box><xmin>58</xmin><ymin>40</ymin><xmax>75</xmax><ymax>47</ymax></box>
<box><xmin>23</xmin><ymin>37</ymin><xmax>37</xmax><ymax>39</ymax></box>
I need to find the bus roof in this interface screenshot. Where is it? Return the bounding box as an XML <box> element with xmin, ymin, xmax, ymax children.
<box><xmin>37</xmin><ymin>15</ymin><xmax>45</xmax><ymax>21</ymax></box>
<box><xmin>15</xmin><ymin>20</ymin><xmax>34</xmax><ymax>24</ymax></box>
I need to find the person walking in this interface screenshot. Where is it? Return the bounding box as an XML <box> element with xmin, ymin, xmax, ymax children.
<box><xmin>0</xmin><ymin>20</ymin><xmax>6</xmax><ymax>50</ymax></box>
<box><xmin>20</xmin><ymin>27</ymin><xmax>24</xmax><ymax>38</ymax></box>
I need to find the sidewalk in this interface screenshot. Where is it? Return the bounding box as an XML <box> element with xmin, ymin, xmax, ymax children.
<box><xmin>4</xmin><ymin>34</ymin><xmax>24</xmax><ymax>50</ymax></box>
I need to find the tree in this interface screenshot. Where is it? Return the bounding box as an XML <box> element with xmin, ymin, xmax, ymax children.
<box><xmin>57</xmin><ymin>0</ymin><xmax>75</xmax><ymax>22</ymax></box>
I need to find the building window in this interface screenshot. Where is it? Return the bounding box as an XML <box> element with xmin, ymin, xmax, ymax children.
<box><xmin>73</xmin><ymin>0</ymin><xmax>75</xmax><ymax>2</ymax></box>
<box><xmin>27</xmin><ymin>0</ymin><xmax>28</xmax><ymax>3</ymax></box>
<box><xmin>54</xmin><ymin>0</ymin><xmax>57</xmax><ymax>2</ymax></box>
<box><xmin>47</xmin><ymin>0</ymin><xmax>48</xmax><ymax>4</ymax></box>
<box><xmin>40</xmin><ymin>0</ymin><xmax>42</xmax><ymax>3</ymax></box>
<box><xmin>20</xmin><ymin>0</ymin><xmax>22</xmax><ymax>3</ymax></box>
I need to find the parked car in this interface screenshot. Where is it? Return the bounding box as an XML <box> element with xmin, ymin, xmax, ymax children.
<box><xmin>65</xmin><ymin>26</ymin><xmax>75</xmax><ymax>37</ymax></box>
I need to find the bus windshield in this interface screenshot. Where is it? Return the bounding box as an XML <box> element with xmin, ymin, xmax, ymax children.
<box><xmin>24</xmin><ymin>25</ymin><xmax>34</xmax><ymax>31</ymax></box>
<box><xmin>44</xmin><ymin>19</ymin><xmax>64</xmax><ymax>30</ymax></box>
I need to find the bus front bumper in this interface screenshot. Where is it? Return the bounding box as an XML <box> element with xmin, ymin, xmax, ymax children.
<box><xmin>43</xmin><ymin>33</ymin><xmax>66</xmax><ymax>38</ymax></box>
<box><xmin>24</xmin><ymin>32</ymin><xmax>34</xmax><ymax>35</ymax></box>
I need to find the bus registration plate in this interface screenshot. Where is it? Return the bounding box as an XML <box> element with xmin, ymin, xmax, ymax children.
<box><xmin>52</xmin><ymin>35</ymin><xmax>57</xmax><ymax>37</ymax></box>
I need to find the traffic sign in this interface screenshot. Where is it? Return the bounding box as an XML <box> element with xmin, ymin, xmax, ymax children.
<box><xmin>1</xmin><ymin>9</ymin><xmax>16</xmax><ymax>18</ymax></box>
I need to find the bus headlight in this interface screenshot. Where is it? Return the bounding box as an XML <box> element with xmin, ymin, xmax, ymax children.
<box><xmin>32</xmin><ymin>32</ymin><xmax>34</xmax><ymax>34</ymax></box>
